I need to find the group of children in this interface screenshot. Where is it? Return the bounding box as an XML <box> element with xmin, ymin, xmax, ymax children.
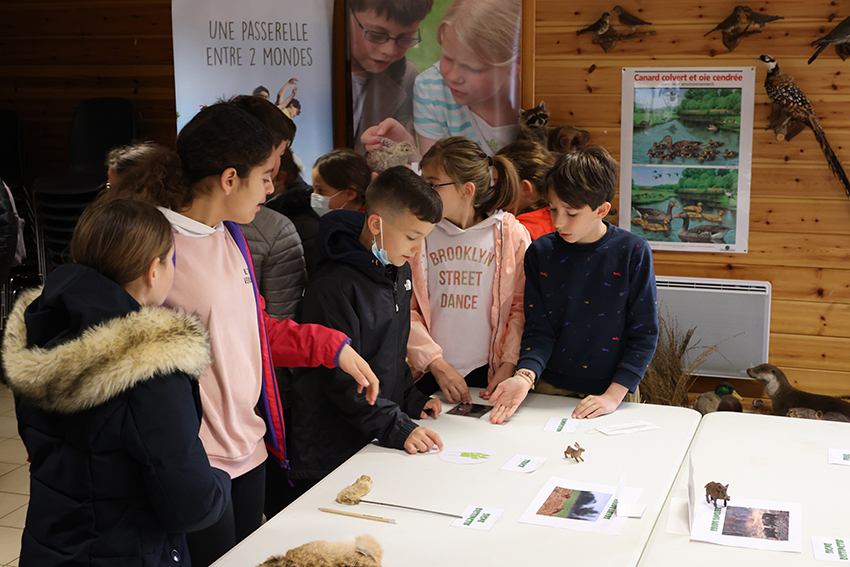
<box><xmin>0</xmin><ymin>1</ymin><xmax>661</xmax><ymax>565</ymax></box>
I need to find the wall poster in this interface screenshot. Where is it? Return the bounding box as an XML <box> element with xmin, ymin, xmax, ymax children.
<box><xmin>172</xmin><ymin>0</ymin><xmax>335</xmax><ymax>169</ymax></box>
<box><xmin>346</xmin><ymin>0</ymin><xmax>522</xmax><ymax>158</ymax></box>
<box><xmin>619</xmin><ymin>68</ymin><xmax>755</xmax><ymax>253</ymax></box>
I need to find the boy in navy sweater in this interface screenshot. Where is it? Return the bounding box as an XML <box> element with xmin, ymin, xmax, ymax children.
<box><xmin>487</xmin><ymin>145</ymin><xmax>658</xmax><ymax>424</ymax></box>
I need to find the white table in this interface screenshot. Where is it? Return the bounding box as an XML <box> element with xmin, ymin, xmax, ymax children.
<box><xmin>639</xmin><ymin>411</ymin><xmax>850</xmax><ymax>566</ymax></box>
<box><xmin>213</xmin><ymin>390</ymin><xmax>700</xmax><ymax>567</ymax></box>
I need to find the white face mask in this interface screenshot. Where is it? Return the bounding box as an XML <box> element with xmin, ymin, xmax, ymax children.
<box><xmin>310</xmin><ymin>190</ymin><xmax>342</xmax><ymax>217</ymax></box>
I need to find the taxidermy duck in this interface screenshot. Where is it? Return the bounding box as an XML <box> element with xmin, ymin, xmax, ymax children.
<box><xmin>683</xmin><ymin>202</ymin><xmax>703</xmax><ymax>213</ymax></box>
<box><xmin>715</xmin><ymin>381</ymin><xmax>744</xmax><ymax>402</ymax></box>
<box><xmin>692</xmin><ymin>391</ymin><xmax>721</xmax><ymax>415</ymax></box>
<box><xmin>674</xmin><ymin>212</ymin><xmax>732</xmax><ymax>243</ymax></box>
<box><xmin>701</xmin><ymin>210</ymin><xmax>725</xmax><ymax>222</ymax></box>
<box><xmin>633</xmin><ymin>200</ymin><xmax>678</xmax><ymax>223</ymax></box>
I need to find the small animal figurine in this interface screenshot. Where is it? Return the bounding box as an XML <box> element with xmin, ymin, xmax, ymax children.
<box><xmin>611</xmin><ymin>5</ymin><xmax>652</xmax><ymax>33</ymax></box>
<box><xmin>365</xmin><ymin>137</ymin><xmax>415</xmax><ymax>173</ymax></box>
<box><xmin>517</xmin><ymin>101</ymin><xmax>550</xmax><ymax>147</ymax></box>
<box><xmin>809</xmin><ymin>16</ymin><xmax>850</xmax><ymax>64</ymax></box>
<box><xmin>577</xmin><ymin>12</ymin><xmax>611</xmax><ymax>37</ymax></box>
<box><xmin>564</xmin><ymin>442</ymin><xmax>585</xmax><ymax>462</ymax></box>
<box><xmin>705</xmin><ymin>481</ymin><xmax>730</xmax><ymax>507</ymax></box>
<box><xmin>257</xmin><ymin>534</ymin><xmax>383</xmax><ymax>567</ymax></box>
<box><xmin>748</xmin><ymin>363</ymin><xmax>850</xmax><ymax>419</ymax></box>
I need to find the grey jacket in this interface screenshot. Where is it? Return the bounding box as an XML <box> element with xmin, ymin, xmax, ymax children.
<box><xmin>240</xmin><ymin>206</ymin><xmax>307</xmax><ymax>321</ymax></box>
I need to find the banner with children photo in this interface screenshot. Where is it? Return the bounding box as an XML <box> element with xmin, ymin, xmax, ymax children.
<box><xmin>619</xmin><ymin>67</ymin><xmax>756</xmax><ymax>253</ymax></box>
<box><xmin>171</xmin><ymin>0</ymin><xmax>334</xmax><ymax>169</ymax></box>
<box><xmin>349</xmin><ymin>0</ymin><xmax>522</xmax><ymax>162</ymax></box>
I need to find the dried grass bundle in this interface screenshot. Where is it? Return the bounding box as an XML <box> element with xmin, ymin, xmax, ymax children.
<box><xmin>640</xmin><ymin>310</ymin><xmax>728</xmax><ymax>407</ymax></box>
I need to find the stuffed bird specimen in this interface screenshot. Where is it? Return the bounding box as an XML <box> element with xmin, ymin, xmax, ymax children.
<box><xmin>704</xmin><ymin>5</ymin><xmax>747</xmax><ymax>37</ymax></box>
<box><xmin>576</xmin><ymin>12</ymin><xmax>611</xmax><ymax>36</ymax></box>
<box><xmin>741</xmin><ymin>6</ymin><xmax>784</xmax><ymax>29</ymax></box>
<box><xmin>759</xmin><ymin>54</ymin><xmax>850</xmax><ymax>197</ymax></box>
<box><xmin>365</xmin><ymin>137</ymin><xmax>414</xmax><ymax>173</ymax></box>
<box><xmin>611</xmin><ymin>5</ymin><xmax>651</xmax><ymax>33</ymax></box>
<box><xmin>809</xmin><ymin>16</ymin><xmax>850</xmax><ymax>64</ymax></box>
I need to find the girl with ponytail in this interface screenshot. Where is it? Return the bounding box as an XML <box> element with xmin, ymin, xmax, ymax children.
<box><xmin>408</xmin><ymin>136</ymin><xmax>531</xmax><ymax>407</ymax></box>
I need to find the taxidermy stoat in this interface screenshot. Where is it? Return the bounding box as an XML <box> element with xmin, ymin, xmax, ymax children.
<box><xmin>257</xmin><ymin>535</ymin><xmax>383</xmax><ymax>567</ymax></box>
<box><xmin>747</xmin><ymin>363</ymin><xmax>850</xmax><ymax>419</ymax></box>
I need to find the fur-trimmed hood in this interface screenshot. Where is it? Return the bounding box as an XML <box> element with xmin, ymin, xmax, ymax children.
<box><xmin>2</xmin><ymin>287</ymin><xmax>211</xmax><ymax>414</ymax></box>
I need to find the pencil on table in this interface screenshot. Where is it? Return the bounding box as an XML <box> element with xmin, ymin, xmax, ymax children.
<box><xmin>318</xmin><ymin>507</ymin><xmax>397</xmax><ymax>524</ymax></box>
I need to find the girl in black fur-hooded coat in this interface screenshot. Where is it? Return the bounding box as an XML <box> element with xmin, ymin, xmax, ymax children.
<box><xmin>0</xmin><ymin>200</ymin><xmax>230</xmax><ymax>567</ymax></box>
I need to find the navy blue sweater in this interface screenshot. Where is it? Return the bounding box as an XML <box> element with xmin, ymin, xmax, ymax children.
<box><xmin>517</xmin><ymin>222</ymin><xmax>658</xmax><ymax>394</ymax></box>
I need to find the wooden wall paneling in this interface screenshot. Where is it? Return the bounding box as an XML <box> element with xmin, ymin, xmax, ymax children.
<box><xmin>535</xmin><ymin>0</ymin><xmax>850</xmax><ymax>397</ymax></box>
<box><xmin>0</xmin><ymin>0</ymin><xmax>176</xmax><ymax>178</ymax></box>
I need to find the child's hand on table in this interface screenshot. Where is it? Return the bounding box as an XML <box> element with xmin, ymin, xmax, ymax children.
<box><xmin>488</xmin><ymin>373</ymin><xmax>533</xmax><ymax>425</ymax></box>
<box><xmin>429</xmin><ymin>358</ymin><xmax>472</xmax><ymax>404</ymax></box>
<box><xmin>337</xmin><ymin>343</ymin><xmax>380</xmax><ymax>405</ymax></box>
<box><xmin>404</xmin><ymin>427</ymin><xmax>443</xmax><ymax>454</ymax></box>
<box><xmin>421</xmin><ymin>398</ymin><xmax>442</xmax><ymax>419</ymax></box>
<box><xmin>480</xmin><ymin>362</ymin><xmax>516</xmax><ymax>400</ymax></box>
<box><xmin>572</xmin><ymin>383</ymin><xmax>628</xmax><ymax>419</ymax></box>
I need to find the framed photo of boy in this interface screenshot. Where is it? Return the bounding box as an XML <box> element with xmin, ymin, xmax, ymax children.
<box><xmin>343</xmin><ymin>0</ymin><xmax>525</xmax><ymax>159</ymax></box>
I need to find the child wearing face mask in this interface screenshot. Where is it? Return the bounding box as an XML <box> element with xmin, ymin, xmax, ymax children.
<box><xmin>410</xmin><ymin>136</ymin><xmax>531</xmax><ymax>414</ymax></box>
<box><xmin>289</xmin><ymin>166</ymin><xmax>444</xmax><ymax>498</ymax></box>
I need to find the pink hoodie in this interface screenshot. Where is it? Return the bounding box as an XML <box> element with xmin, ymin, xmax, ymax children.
<box><xmin>408</xmin><ymin>211</ymin><xmax>531</xmax><ymax>381</ymax></box>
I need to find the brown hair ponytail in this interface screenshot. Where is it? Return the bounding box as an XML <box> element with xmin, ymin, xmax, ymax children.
<box><xmin>421</xmin><ymin>136</ymin><xmax>522</xmax><ymax>214</ymax></box>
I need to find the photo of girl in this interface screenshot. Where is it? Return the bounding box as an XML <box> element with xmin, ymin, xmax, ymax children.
<box><xmin>359</xmin><ymin>0</ymin><xmax>522</xmax><ymax>160</ymax></box>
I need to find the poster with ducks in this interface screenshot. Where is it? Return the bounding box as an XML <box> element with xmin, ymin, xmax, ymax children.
<box><xmin>619</xmin><ymin>68</ymin><xmax>755</xmax><ymax>252</ymax></box>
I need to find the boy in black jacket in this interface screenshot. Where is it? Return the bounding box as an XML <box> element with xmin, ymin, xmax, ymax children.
<box><xmin>291</xmin><ymin>167</ymin><xmax>443</xmax><ymax>486</ymax></box>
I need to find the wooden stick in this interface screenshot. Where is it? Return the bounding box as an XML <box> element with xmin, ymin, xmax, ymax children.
<box><xmin>318</xmin><ymin>507</ymin><xmax>397</xmax><ymax>524</ymax></box>
<box><xmin>358</xmin><ymin>499</ymin><xmax>464</xmax><ymax>519</ymax></box>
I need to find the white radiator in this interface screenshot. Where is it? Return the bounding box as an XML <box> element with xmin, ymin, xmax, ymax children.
<box><xmin>655</xmin><ymin>276</ymin><xmax>771</xmax><ymax>380</ymax></box>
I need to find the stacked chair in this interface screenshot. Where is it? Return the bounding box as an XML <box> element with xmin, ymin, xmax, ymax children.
<box><xmin>0</xmin><ymin>109</ymin><xmax>40</xmax><ymax>330</ymax></box>
<box><xmin>32</xmin><ymin>97</ymin><xmax>138</xmax><ymax>274</ymax></box>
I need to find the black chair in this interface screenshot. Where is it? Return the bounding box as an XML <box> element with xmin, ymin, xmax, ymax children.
<box><xmin>32</xmin><ymin>97</ymin><xmax>138</xmax><ymax>274</ymax></box>
<box><xmin>0</xmin><ymin>111</ymin><xmax>42</xmax><ymax>328</ymax></box>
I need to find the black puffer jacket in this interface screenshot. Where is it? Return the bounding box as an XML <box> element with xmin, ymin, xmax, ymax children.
<box><xmin>290</xmin><ymin>210</ymin><xmax>430</xmax><ymax>479</ymax></box>
<box><xmin>1</xmin><ymin>264</ymin><xmax>230</xmax><ymax>567</ymax></box>
<box><xmin>265</xmin><ymin>185</ymin><xmax>321</xmax><ymax>279</ymax></box>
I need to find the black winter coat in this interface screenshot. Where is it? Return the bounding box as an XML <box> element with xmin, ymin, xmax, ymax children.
<box><xmin>290</xmin><ymin>210</ymin><xmax>430</xmax><ymax>479</ymax></box>
<box><xmin>1</xmin><ymin>264</ymin><xmax>230</xmax><ymax>567</ymax></box>
<box><xmin>265</xmin><ymin>185</ymin><xmax>321</xmax><ymax>279</ymax></box>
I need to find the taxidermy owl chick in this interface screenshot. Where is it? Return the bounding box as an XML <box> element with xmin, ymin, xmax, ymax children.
<box><xmin>257</xmin><ymin>535</ymin><xmax>383</xmax><ymax>567</ymax></box>
<box><xmin>366</xmin><ymin>137</ymin><xmax>414</xmax><ymax>173</ymax></box>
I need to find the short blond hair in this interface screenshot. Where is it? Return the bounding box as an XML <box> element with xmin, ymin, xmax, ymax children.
<box><xmin>437</xmin><ymin>0</ymin><xmax>521</xmax><ymax>67</ymax></box>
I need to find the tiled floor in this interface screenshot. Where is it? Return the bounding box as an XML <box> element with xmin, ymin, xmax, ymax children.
<box><xmin>0</xmin><ymin>386</ymin><xmax>24</xmax><ymax>567</ymax></box>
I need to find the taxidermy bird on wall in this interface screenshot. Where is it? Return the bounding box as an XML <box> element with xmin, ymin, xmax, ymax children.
<box><xmin>808</xmin><ymin>16</ymin><xmax>850</xmax><ymax>64</ymax></box>
<box><xmin>741</xmin><ymin>6</ymin><xmax>784</xmax><ymax>29</ymax></box>
<box><xmin>704</xmin><ymin>6</ymin><xmax>747</xmax><ymax>37</ymax></box>
<box><xmin>576</xmin><ymin>12</ymin><xmax>610</xmax><ymax>36</ymax></box>
<box><xmin>365</xmin><ymin>137</ymin><xmax>414</xmax><ymax>173</ymax></box>
<box><xmin>611</xmin><ymin>5</ymin><xmax>652</xmax><ymax>33</ymax></box>
<box><xmin>759</xmin><ymin>54</ymin><xmax>850</xmax><ymax>197</ymax></box>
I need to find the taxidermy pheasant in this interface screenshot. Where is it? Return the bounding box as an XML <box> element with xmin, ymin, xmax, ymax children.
<box><xmin>365</xmin><ymin>136</ymin><xmax>415</xmax><ymax>173</ymax></box>
<box><xmin>759</xmin><ymin>54</ymin><xmax>850</xmax><ymax>197</ymax></box>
